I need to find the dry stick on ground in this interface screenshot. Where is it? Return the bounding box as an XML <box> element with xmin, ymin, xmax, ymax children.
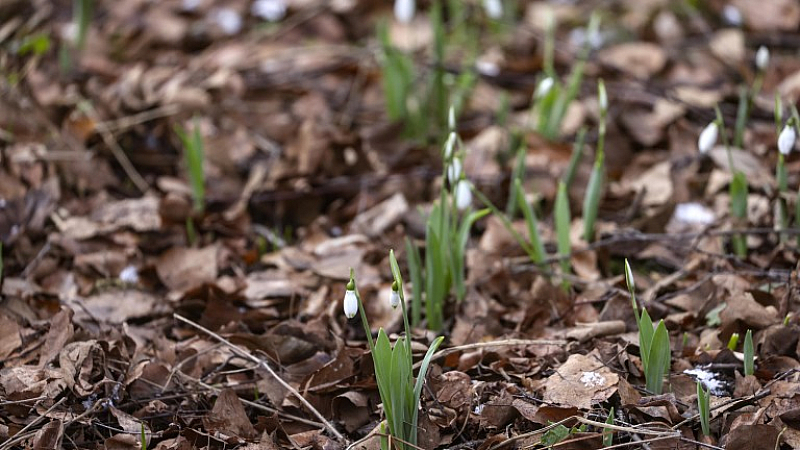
<box><xmin>173</xmin><ymin>313</ymin><xmax>345</xmax><ymax>441</ymax></box>
<box><xmin>0</xmin><ymin>398</ymin><xmax>67</xmax><ymax>450</ymax></box>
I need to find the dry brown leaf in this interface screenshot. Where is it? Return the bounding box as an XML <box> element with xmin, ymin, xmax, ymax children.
<box><xmin>203</xmin><ymin>389</ymin><xmax>258</xmax><ymax>441</ymax></box>
<box><xmin>38</xmin><ymin>308</ymin><xmax>74</xmax><ymax>367</ymax></box>
<box><xmin>156</xmin><ymin>246</ymin><xmax>218</xmax><ymax>292</ymax></box>
<box><xmin>0</xmin><ymin>314</ymin><xmax>22</xmax><ymax>360</ymax></box>
<box><xmin>709</xmin><ymin>29</ymin><xmax>745</xmax><ymax>66</ymax></box>
<box><xmin>731</xmin><ymin>0</ymin><xmax>800</xmax><ymax>31</ymax></box>
<box><xmin>598</xmin><ymin>42</ymin><xmax>667</xmax><ymax>79</ymax></box>
<box><xmin>544</xmin><ymin>353</ymin><xmax>619</xmax><ymax>409</ymax></box>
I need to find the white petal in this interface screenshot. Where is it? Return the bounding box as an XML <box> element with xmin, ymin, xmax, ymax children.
<box><xmin>698</xmin><ymin>122</ymin><xmax>718</xmax><ymax>154</ymax></box>
<box><xmin>252</xmin><ymin>0</ymin><xmax>286</xmax><ymax>22</ymax></box>
<box><xmin>624</xmin><ymin>260</ymin><xmax>635</xmax><ymax>292</ymax></box>
<box><xmin>755</xmin><ymin>46</ymin><xmax>770</xmax><ymax>71</ymax></box>
<box><xmin>778</xmin><ymin>124</ymin><xmax>796</xmax><ymax>155</ymax></box>
<box><xmin>344</xmin><ymin>290</ymin><xmax>358</xmax><ymax>318</ymax></box>
<box><xmin>483</xmin><ymin>0</ymin><xmax>502</xmax><ymax>19</ymax></box>
<box><xmin>447</xmin><ymin>158</ymin><xmax>462</xmax><ymax>184</ymax></box>
<box><xmin>535</xmin><ymin>77</ymin><xmax>554</xmax><ymax>98</ymax></box>
<box><xmin>598</xmin><ymin>81</ymin><xmax>608</xmax><ymax>112</ymax></box>
<box><xmin>394</xmin><ymin>0</ymin><xmax>415</xmax><ymax>24</ymax></box>
<box><xmin>448</xmin><ymin>106</ymin><xmax>456</xmax><ymax>131</ymax></box>
<box><xmin>212</xmin><ymin>8</ymin><xmax>243</xmax><ymax>35</ymax></box>
<box><xmin>455</xmin><ymin>180</ymin><xmax>472</xmax><ymax>210</ymax></box>
<box><xmin>389</xmin><ymin>289</ymin><xmax>400</xmax><ymax>308</ymax></box>
<box><xmin>444</xmin><ymin>132</ymin><xmax>457</xmax><ymax>159</ymax></box>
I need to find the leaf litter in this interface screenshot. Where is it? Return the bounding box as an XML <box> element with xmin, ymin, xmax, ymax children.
<box><xmin>2</xmin><ymin>1</ymin><xmax>800</xmax><ymax>449</ymax></box>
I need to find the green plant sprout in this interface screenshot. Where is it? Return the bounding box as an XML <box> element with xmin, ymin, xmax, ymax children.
<box><xmin>603</xmin><ymin>407</ymin><xmax>615</xmax><ymax>447</ymax></box>
<box><xmin>743</xmin><ymin>329</ymin><xmax>754</xmax><ymax>376</ymax></box>
<box><xmin>785</xmin><ymin>313</ymin><xmax>793</xmax><ymax>326</ymax></box>
<box><xmin>697</xmin><ymin>381</ymin><xmax>711</xmax><ymax>437</ymax></box>
<box><xmin>625</xmin><ymin>259</ymin><xmax>670</xmax><ymax>394</ymax></box>
<box><xmin>555</xmin><ymin>181</ymin><xmax>571</xmax><ymax>289</ymax></box>
<box><xmin>175</xmin><ymin>119</ymin><xmax>206</xmax><ymax>214</ymax></box>
<box><xmin>733</xmin><ymin>46</ymin><xmax>769</xmax><ymax>149</ymax></box>
<box><xmin>344</xmin><ymin>251</ymin><xmax>444</xmax><ymax>450</ymax></box>
<box><xmin>727</xmin><ymin>333</ymin><xmax>739</xmax><ymax>351</ymax></box>
<box><xmin>582</xmin><ymin>79</ymin><xmax>607</xmax><ymax>242</ymax></box>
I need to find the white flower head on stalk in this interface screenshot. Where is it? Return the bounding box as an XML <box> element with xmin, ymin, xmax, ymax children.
<box><xmin>390</xmin><ymin>281</ymin><xmax>400</xmax><ymax>308</ymax></box>
<box><xmin>698</xmin><ymin>121</ymin><xmax>718</xmax><ymax>154</ymax></box>
<box><xmin>598</xmin><ymin>79</ymin><xmax>608</xmax><ymax>114</ymax></box>
<box><xmin>455</xmin><ymin>179</ymin><xmax>472</xmax><ymax>210</ymax></box>
<box><xmin>447</xmin><ymin>158</ymin><xmax>462</xmax><ymax>184</ymax></box>
<box><xmin>755</xmin><ymin>46</ymin><xmax>770</xmax><ymax>72</ymax></box>
<box><xmin>448</xmin><ymin>106</ymin><xmax>456</xmax><ymax>131</ymax></box>
<box><xmin>444</xmin><ymin>131</ymin><xmax>458</xmax><ymax>160</ymax></box>
<box><xmin>344</xmin><ymin>278</ymin><xmax>358</xmax><ymax>318</ymax></box>
<box><xmin>624</xmin><ymin>259</ymin><xmax>635</xmax><ymax>293</ymax></box>
<box><xmin>483</xmin><ymin>0</ymin><xmax>502</xmax><ymax>19</ymax></box>
<box><xmin>779</xmin><ymin>123</ymin><xmax>796</xmax><ymax>155</ymax></box>
<box><xmin>394</xmin><ymin>0</ymin><xmax>415</xmax><ymax>24</ymax></box>
<box><xmin>535</xmin><ymin>77</ymin><xmax>554</xmax><ymax>99</ymax></box>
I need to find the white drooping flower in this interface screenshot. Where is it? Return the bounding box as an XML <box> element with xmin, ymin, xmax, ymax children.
<box><xmin>252</xmin><ymin>0</ymin><xmax>286</xmax><ymax>22</ymax></box>
<box><xmin>535</xmin><ymin>77</ymin><xmax>554</xmax><ymax>98</ymax></box>
<box><xmin>778</xmin><ymin>124</ymin><xmax>796</xmax><ymax>155</ymax></box>
<box><xmin>722</xmin><ymin>5</ymin><xmax>743</xmax><ymax>26</ymax></box>
<box><xmin>211</xmin><ymin>8</ymin><xmax>243</xmax><ymax>35</ymax></box>
<box><xmin>447</xmin><ymin>158</ymin><xmax>462</xmax><ymax>184</ymax></box>
<box><xmin>448</xmin><ymin>106</ymin><xmax>456</xmax><ymax>131</ymax></box>
<box><xmin>455</xmin><ymin>179</ymin><xmax>472</xmax><ymax>210</ymax></box>
<box><xmin>698</xmin><ymin>122</ymin><xmax>718</xmax><ymax>154</ymax></box>
<box><xmin>394</xmin><ymin>0</ymin><xmax>415</xmax><ymax>24</ymax></box>
<box><xmin>755</xmin><ymin>46</ymin><xmax>770</xmax><ymax>71</ymax></box>
<box><xmin>483</xmin><ymin>0</ymin><xmax>502</xmax><ymax>19</ymax></box>
<box><xmin>389</xmin><ymin>282</ymin><xmax>400</xmax><ymax>308</ymax></box>
<box><xmin>343</xmin><ymin>283</ymin><xmax>358</xmax><ymax>318</ymax></box>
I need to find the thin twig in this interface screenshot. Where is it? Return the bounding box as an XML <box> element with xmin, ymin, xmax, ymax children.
<box><xmin>419</xmin><ymin>338</ymin><xmax>566</xmax><ymax>369</ymax></box>
<box><xmin>0</xmin><ymin>398</ymin><xmax>66</xmax><ymax>450</ymax></box>
<box><xmin>173</xmin><ymin>313</ymin><xmax>344</xmax><ymax>441</ymax></box>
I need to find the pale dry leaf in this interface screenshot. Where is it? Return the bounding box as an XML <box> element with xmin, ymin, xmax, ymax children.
<box><xmin>709</xmin><ymin>28</ymin><xmax>745</xmax><ymax>66</ymax></box>
<box><xmin>156</xmin><ymin>246</ymin><xmax>218</xmax><ymax>292</ymax></box>
<box><xmin>544</xmin><ymin>353</ymin><xmax>619</xmax><ymax>409</ymax></box>
<box><xmin>731</xmin><ymin>0</ymin><xmax>800</xmax><ymax>31</ymax></box>
<box><xmin>598</xmin><ymin>42</ymin><xmax>666</xmax><ymax>79</ymax></box>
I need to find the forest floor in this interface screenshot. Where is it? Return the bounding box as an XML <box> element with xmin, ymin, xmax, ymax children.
<box><xmin>2</xmin><ymin>0</ymin><xmax>800</xmax><ymax>449</ymax></box>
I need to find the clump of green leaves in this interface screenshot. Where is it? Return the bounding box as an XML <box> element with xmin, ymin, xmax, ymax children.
<box><xmin>175</xmin><ymin>119</ymin><xmax>206</xmax><ymax>214</ymax></box>
<box><xmin>540</xmin><ymin>422</ymin><xmax>587</xmax><ymax>448</ymax></box>
<box><xmin>626</xmin><ymin>259</ymin><xmax>671</xmax><ymax>394</ymax></box>
<box><xmin>345</xmin><ymin>251</ymin><xmax>444</xmax><ymax>449</ymax></box>
<box><xmin>697</xmin><ymin>381</ymin><xmax>711</xmax><ymax>437</ymax></box>
<box><xmin>407</xmin><ymin>122</ymin><xmax>489</xmax><ymax>330</ymax></box>
<box><xmin>582</xmin><ymin>80</ymin><xmax>607</xmax><ymax>243</ymax></box>
<box><xmin>603</xmin><ymin>407</ymin><xmax>615</xmax><ymax>447</ymax></box>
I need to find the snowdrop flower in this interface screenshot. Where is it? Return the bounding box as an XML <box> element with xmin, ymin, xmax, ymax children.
<box><xmin>211</xmin><ymin>8</ymin><xmax>243</xmax><ymax>35</ymax></box>
<box><xmin>394</xmin><ymin>0</ymin><xmax>415</xmax><ymax>24</ymax></box>
<box><xmin>119</xmin><ymin>265</ymin><xmax>139</xmax><ymax>284</ymax></box>
<box><xmin>778</xmin><ymin>123</ymin><xmax>796</xmax><ymax>155</ymax></box>
<box><xmin>755</xmin><ymin>46</ymin><xmax>770</xmax><ymax>71</ymax></box>
<box><xmin>390</xmin><ymin>281</ymin><xmax>400</xmax><ymax>308</ymax></box>
<box><xmin>483</xmin><ymin>0</ymin><xmax>502</xmax><ymax>19</ymax></box>
<box><xmin>722</xmin><ymin>5</ymin><xmax>742</xmax><ymax>26</ymax></box>
<box><xmin>448</xmin><ymin>106</ymin><xmax>456</xmax><ymax>131</ymax></box>
<box><xmin>444</xmin><ymin>131</ymin><xmax>457</xmax><ymax>160</ymax></box>
<box><xmin>624</xmin><ymin>259</ymin><xmax>635</xmax><ymax>292</ymax></box>
<box><xmin>698</xmin><ymin>122</ymin><xmax>718</xmax><ymax>154</ymax></box>
<box><xmin>455</xmin><ymin>179</ymin><xmax>472</xmax><ymax>210</ymax></box>
<box><xmin>252</xmin><ymin>0</ymin><xmax>286</xmax><ymax>22</ymax></box>
<box><xmin>344</xmin><ymin>279</ymin><xmax>358</xmax><ymax>318</ymax></box>
<box><xmin>447</xmin><ymin>158</ymin><xmax>462</xmax><ymax>184</ymax></box>
<box><xmin>535</xmin><ymin>77</ymin><xmax>554</xmax><ymax>98</ymax></box>
<box><xmin>598</xmin><ymin>79</ymin><xmax>608</xmax><ymax>113</ymax></box>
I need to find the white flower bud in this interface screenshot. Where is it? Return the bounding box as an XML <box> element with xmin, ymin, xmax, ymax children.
<box><xmin>624</xmin><ymin>259</ymin><xmax>635</xmax><ymax>292</ymax></box>
<box><xmin>698</xmin><ymin>122</ymin><xmax>718</xmax><ymax>154</ymax></box>
<box><xmin>779</xmin><ymin>124</ymin><xmax>796</xmax><ymax>155</ymax></box>
<box><xmin>447</xmin><ymin>158</ymin><xmax>462</xmax><ymax>184</ymax></box>
<box><xmin>483</xmin><ymin>0</ymin><xmax>502</xmax><ymax>19</ymax></box>
<box><xmin>455</xmin><ymin>179</ymin><xmax>472</xmax><ymax>210</ymax></box>
<box><xmin>444</xmin><ymin>131</ymin><xmax>457</xmax><ymax>160</ymax></box>
<box><xmin>394</xmin><ymin>0</ymin><xmax>415</xmax><ymax>24</ymax></box>
<box><xmin>343</xmin><ymin>288</ymin><xmax>358</xmax><ymax>318</ymax></box>
<box><xmin>448</xmin><ymin>106</ymin><xmax>456</xmax><ymax>131</ymax></box>
<box><xmin>755</xmin><ymin>46</ymin><xmax>769</xmax><ymax>71</ymax></box>
<box><xmin>598</xmin><ymin>80</ymin><xmax>608</xmax><ymax>113</ymax></box>
<box><xmin>535</xmin><ymin>77</ymin><xmax>554</xmax><ymax>99</ymax></box>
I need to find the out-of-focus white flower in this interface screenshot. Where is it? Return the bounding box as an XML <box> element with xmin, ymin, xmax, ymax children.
<box><xmin>475</xmin><ymin>59</ymin><xmax>500</xmax><ymax>77</ymax></box>
<box><xmin>598</xmin><ymin>80</ymin><xmax>608</xmax><ymax>113</ymax></box>
<box><xmin>673</xmin><ymin>202</ymin><xmax>715</xmax><ymax>225</ymax></box>
<box><xmin>444</xmin><ymin>131</ymin><xmax>457</xmax><ymax>159</ymax></box>
<box><xmin>455</xmin><ymin>179</ymin><xmax>472</xmax><ymax>210</ymax></box>
<box><xmin>252</xmin><ymin>0</ymin><xmax>286</xmax><ymax>22</ymax></box>
<box><xmin>394</xmin><ymin>0</ymin><xmax>415</xmax><ymax>24</ymax></box>
<box><xmin>755</xmin><ymin>46</ymin><xmax>770</xmax><ymax>71</ymax></box>
<box><xmin>698</xmin><ymin>122</ymin><xmax>718</xmax><ymax>154</ymax></box>
<box><xmin>212</xmin><ymin>8</ymin><xmax>243</xmax><ymax>35</ymax></box>
<box><xmin>778</xmin><ymin>124</ymin><xmax>796</xmax><ymax>155</ymax></box>
<box><xmin>448</xmin><ymin>106</ymin><xmax>456</xmax><ymax>131</ymax></box>
<box><xmin>535</xmin><ymin>77</ymin><xmax>554</xmax><ymax>98</ymax></box>
<box><xmin>182</xmin><ymin>0</ymin><xmax>202</xmax><ymax>12</ymax></box>
<box><xmin>483</xmin><ymin>0</ymin><xmax>502</xmax><ymax>19</ymax></box>
<box><xmin>344</xmin><ymin>283</ymin><xmax>358</xmax><ymax>318</ymax></box>
<box><xmin>119</xmin><ymin>265</ymin><xmax>139</xmax><ymax>284</ymax></box>
<box><xmin>447</xmin><ymin>158</ymin><xmax>462</xmax><ymax>184</ymax></box>
<box><xmin>722</xmin><ymin>5</ymin><xmax>742</xmax><ymax>26</ymax></box>
<box><xmin>390</xmin><ymin>282</ymin><xmax>400</xmax><ymax>308</ymax></box>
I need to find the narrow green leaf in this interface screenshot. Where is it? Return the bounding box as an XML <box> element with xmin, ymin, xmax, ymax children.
<box><xmin>638</xmin><ymin>308</ymin><xmax>654</xmax><ymax>369</ymax></box>
<box><xmin>582</xmin><ymin>152</ymin><xmax>604</xmax><ymax>242</ymax></box>
<box><xmin>645</xmin><ymin>320</ymin><xmax>670</xmax><ymax>394</ymax></box>
<box><xmin>730</xmin><ymin>172</ymin><xmax>748</xmax><ymax>219</ymax></box>
<box><xmin>743</xmin><ymin>329</ymin><xmax>754</xmax><ymax>376</ymax></box>
<box><xmin>514</xmin><ymin>179</ymin><xmax>546</xmax><ymax>264</ymax></box>
<box><xmin>405</xmin><ymin>238</ymin><xmax>423</xmax><ymax>327</ymax></box>
<box><xmin>554</xmin><ymin>181</ymin><xmax>571</xmax><ymax>284</ymax></box>
<box><xmin>603</xmin><ymin>407</ymin><xmax>614</xmax><ymax>447</ymax></box>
